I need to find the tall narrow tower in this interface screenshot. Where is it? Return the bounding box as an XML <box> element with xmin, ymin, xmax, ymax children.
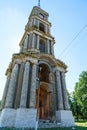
<box><xmin>0</xmin><ymin>5</ymin><xmax>74</xmax><ymax>128</ymax></box>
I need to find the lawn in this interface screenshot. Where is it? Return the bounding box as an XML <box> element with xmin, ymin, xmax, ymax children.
<box><xmin>76</xmin><ymin>120</ymin><xmax>87</xmax><ymax>127</ymax></box>
<box><xmin>0</xmin><ymin>127</ymin><xmax>87</xmax><ymax>130</ymax></box>
<box><xmin>0</xmin><ymin>121</ymin><xmax>87</xmax><ymax>130</ymax></box>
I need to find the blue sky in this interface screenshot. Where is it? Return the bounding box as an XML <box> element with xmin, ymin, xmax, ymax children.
<box><xmin>0</xmin><ymin>0</ymin><xmax>87</xmax><ymax>99</ymax></box>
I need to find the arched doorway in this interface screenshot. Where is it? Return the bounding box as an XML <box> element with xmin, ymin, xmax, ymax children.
<box><xmin>36</xmin><ymin>63</ymin><xmax>53</xmax><ymax>120</ymax></box>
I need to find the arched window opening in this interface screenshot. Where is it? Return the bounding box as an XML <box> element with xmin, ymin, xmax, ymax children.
<box><xmin>39</xmin><ymin>64</ymin><xmax>50</xmax><ymax>83</ymax></box>
<box><xmin>39</xmin><ymin>39</ymin><xmax>45</xmax><ymax>53</ymax></box>
<box><xmin>39</xmin><ymin>23</ymin><xmax>45</xmax><ymax>32</ymax></box>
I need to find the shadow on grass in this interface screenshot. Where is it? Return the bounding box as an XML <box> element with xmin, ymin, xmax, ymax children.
<box><xmin>38</xmin><ymin>126</ymin><xmax>87</xmax><ymax>130</ymax></box>
<box><xmin>0</xmin><ymin>126</ymin><xmax>87</xmax><ymax>130</ymax></box>
<box><xmin>75</xmin><ymin>120</ymin><xmax>87</xmax><ymax>123</ymax></box>
<box><xmin>75</xmin><ymin>126</ymin><xmax>87</xmax><ymax>130</ymax></box>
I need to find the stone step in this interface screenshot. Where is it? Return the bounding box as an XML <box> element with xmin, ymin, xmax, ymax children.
<box><xmin>38</xmin><ymin>120</ymin><xmax>62</xmax><ymax>128</ymax></box>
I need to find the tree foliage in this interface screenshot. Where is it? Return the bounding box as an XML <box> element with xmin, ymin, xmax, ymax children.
<box><xmin>70</xmin><ymin>71</ymin><xmax>87</xmax><ymax>119</ymax></box>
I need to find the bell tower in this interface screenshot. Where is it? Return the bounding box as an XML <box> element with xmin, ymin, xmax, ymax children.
<box><xmin>0</xmin><ymin>5</ymin><xmax>74</xmax><ymax>129</ymax></box>
<box><xmin>19</xmin><ymin>6</ymin><xmax>54</xmax><ymax>56</ymax></box>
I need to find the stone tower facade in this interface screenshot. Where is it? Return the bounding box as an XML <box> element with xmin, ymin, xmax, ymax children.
<box><xmin>0</xmin><ymin>6</ymin><xmax>74</xmax><ymax>128</ymax></box>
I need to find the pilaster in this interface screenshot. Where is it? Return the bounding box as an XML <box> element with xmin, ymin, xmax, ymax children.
<box><xmin>20</xmin><ymin>62</ymin><xmax>30</xmax><ymax>108</ymax></box>
<box><xmin>51</xmin><ymin>41</ymin><xmax>54</xmax><ymax>55</ymax></box>
<box><xmin>61</xmin><ymin>72</ymin><xmax>70</xmax><ymax>110</ymax></box>
<box><xmin>24</xmin><ymin>35</ymin><xmax>28</xmax><ymax>49</ymax></box>
<box><xmin>45</xmin><ymin>24</ymin><xmax>48</xmax><ymax>33</ymax></box>
<box><xmin>29</xmin><ymin>63</ymin><xmax>37</xmax><ymax>108</ymax></box>
<box><xmin>19</xmin><ymin>46</ymin><xmax>23</xmax><ymax>53</ymax></box>
<box><xmin>1</xmin><ymin>73</ymin><xmax>11</xmax><ymax>109</ymax></box>
<box><xmin>32</xmin><ymin>33</ymin><xmax>35</xmax><ymax>48</ymax></box>
<box><xmin>37</xmin><ymin>35</ymin><xmax>39</xmax><ymax>50</ymax></box>
<box><xmin>5</xmin><ymin>64</ymin><xmax>19</xmax><ymax>108</ymax></box>
<box><xmin>55</xmin><ymin>70</ymin><xmax>64</xmax><ymax>110</ymax></box>
<box><xmin>47</xmin><ymin>39</ymin><xmax>50</xmax><ymax>54</ymax></box>
<box><xmin>15</xmin><ymin>63</ymin><xmax>25</xmax><ymax>108</ymax></box>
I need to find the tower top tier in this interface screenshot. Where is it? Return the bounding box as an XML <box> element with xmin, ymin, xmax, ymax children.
<box><xmin>19</xmin><ymin>6</ymin><xmax>55</xmax><ymax>56</ymax></box>
<box><xmin>29</xmin><ymin>6</ymin><xmax>49</xmax><ymax>21</ymax></box>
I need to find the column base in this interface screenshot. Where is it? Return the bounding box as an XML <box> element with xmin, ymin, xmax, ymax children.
<box><xmin>0</xmin><ymin>108</ymin><xmax>16</xmax><ymax>127</ymax></box>
<box><xmin>0</xmin><ymin>108</ymin><xmax>37</xmax><ymax>128</ymax></box>
<box><xmin>56</xmin><ymin>110</ymin><xmax>75</xmax><ymax>127</ymax></box>
<box><xmin>15</xmin><ymin>108</ymin><xmax>37</xmax><ymax>128</ymax></box>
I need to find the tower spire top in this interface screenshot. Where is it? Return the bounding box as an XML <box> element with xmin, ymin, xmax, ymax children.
<box><xmin>38</xmin><ymin>0</ymin><xmax>40</xmax><ymax>8</ymax></box>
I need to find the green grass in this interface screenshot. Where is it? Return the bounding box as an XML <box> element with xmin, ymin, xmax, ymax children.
<box><xmin>75</xmin><ymin>120</ymin><xmax>87</xmax><ymax>127</ymax></box>
<box><xmin>0</xmin><ymin>127</ymin><xmax>86</xmax><ymax>130</ymax></box>
<box><xmin>40</xmin><ymin>128</ymin><xmax>87</xmax><ymax>130</ymax></box>
<box><xmin>0</xmin><ymin>121</ymin><xmax>87</xmax><ymax>130</ymax></box>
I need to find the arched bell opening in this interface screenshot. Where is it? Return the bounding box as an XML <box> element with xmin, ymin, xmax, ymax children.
<box><xmin>36</xmin><ymin>63</ymin><xmax>53</xmax><ymax>120</ymax></box>
<box><xmin>39</xmin><ymin>63</ymin><xmax>50</xmax><ymax>83</ymax></box>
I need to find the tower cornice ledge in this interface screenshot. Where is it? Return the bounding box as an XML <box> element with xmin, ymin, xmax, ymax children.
<box><xmin>30</xmin><ymin>6</ymin><xmax>49</xmax><ymax>17</ymax></box>
<box><xmin>56</xmin><ymin>59</ymin><xmax>67</xmax><ymax>70</ymax></box>
<box><xmin>29</xmin><ymin>15</ymin><xmax>51</xmax><ymax>26</ymax></box>
<box><xmin>5</xmin><ymin>53</ymin><xmax>38</xmax><ymax>75</ymax></box>
<box><xmin>13</xmin><ymin>52</ymin><xmax>38</xmax><ymax>58</ymax></box>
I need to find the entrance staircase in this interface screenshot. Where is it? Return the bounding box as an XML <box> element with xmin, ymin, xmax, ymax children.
<box><xmin>38</xmin><ymin>120</ymin><xmax>62</xmax><ymax>128</ymax></box>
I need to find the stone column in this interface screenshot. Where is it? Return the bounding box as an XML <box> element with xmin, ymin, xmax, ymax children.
<box><xmin>51</xmin><ymin>41</ymin><xmax>54</xmax><ymax>55</ymax></box>
<box><xmin>1</xmin><ymin>73</ymin><xmax>11</xmax><ymax>109</ymax></box>
<box><xmin>28</xmin><ymin>33</ymin><xmax>32</xmax><ymax>49</ymax></box>
<box><xmin>27</xmin><ymin>34</ymin><xmax>30</xmax><ymax>49</ymax></box>
<box><xmin>30</xmin><ymin>19</ymin><xmax>33</xmax><ymax>27</ymax></box>
<box><xmin>45</xmin><ymin>24</ymin><xmax>48</xmax><ymax>33</ymax></box>
<box><xmin>49</xmin><ymin>80</ymin><xmax>55</xmax><ymax>114</ymax></box>
<box><xmin>5</xmin><ymin>64</ymin><xmax>19</xmax><ymax>108</ymax></box>
<box><xmin>19</xmin><ymin>46</ymin><xmax>23</xmax><ymax>53</ymax></box>
<box><xmin>29</xmin><ymin>64</ymin><xmax>36</xmax><ymax>108</ymax></box>
<box><xmin>61</xmin><ymin>72</ymin><xmax>70</xmax><ymax>110</ymax></box>
<box><xmin>55</xmin><ymin>70</ymin><xmax>64</xmax><ymax>110</ymax></box>
<box><xmin>47</xmin><ymin>39</ymin><xmax>50</xmax><ymax>54</ymax></box>
<box><xmin>37</xmin><ymin>20</ymin><xmax>39</xmax><ymax>28</ymax></box>
<box><xmin>49</xmin><ymin>25</ymin><xmax>51</xmax><ymax>34</ymax></box>
<box><xmin>33</xmin><ymin>18</ymin><xmax>36</xmax><ymax>26</ymax></box>
<box><xmin>24</xmin><ymin>35</ymin><xmax>28</xmax><ymax>49</ymax></box>
<box><xmin>32</xmin><ymin>33</ymin><xmax>35</xmax><ymax>48</ymax></box>
<box><xmin>15</xmin><ymin>63</ymin><xmax>25</xmax><ymax>108</ymax></box>
<box><xmin>37</xmin><ymin>35</ymin><xmax>39</xmax><ymax>50</ymax></box>
<box><xmin>20</xmin><ymin>62</ymin><xmax>30</xmax><ymax>108</ymax></box>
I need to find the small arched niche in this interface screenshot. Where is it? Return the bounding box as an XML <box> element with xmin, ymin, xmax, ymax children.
<box><xmin>39</xmin><ymin>39</ymin><xmax>45</xmax><ymax>53</ymax></box>
<box><xmin>39</xmin><ymin>23</ymin><xmax>45</xmax><ymax>32</ymax></box>
<box><xmin>38</xmin><ymin>63</ymin><xmax>50</xmax><ymax>83</ymax></box>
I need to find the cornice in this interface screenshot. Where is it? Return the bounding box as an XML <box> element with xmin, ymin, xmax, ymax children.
<box><xmin>29</xmin><ymin>15</ymin><xmax>51</xmax><ymax>26</ymax></box>
<box><xmin>56</xmin><ymin>58</ymin><xmax>67</xmax><ymax>70</ymax></box>
<box><xmin>32</xmin><ymin>6</ymin><xmax>49</xmax><ymax>16</ymax></box>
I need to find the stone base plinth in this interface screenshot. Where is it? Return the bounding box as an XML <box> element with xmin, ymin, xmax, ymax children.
<box><xmin>0</xmin><ymin>108</ymin><xmax>16</xmax><ymax>127</ymax></box>
<box><xmin>15</xmin><ymin>108</ymin><xmax>37</xmax><ymax>128</ymax></box>
<box><xmin>56</xmin><ymin>110</ymin><xmax>74</xmax><ymax>126</ymax></box>
<box><xmin>0</xmin><ymin>108</ymin><xmax>37</xmax><ymax>128</ymax></box>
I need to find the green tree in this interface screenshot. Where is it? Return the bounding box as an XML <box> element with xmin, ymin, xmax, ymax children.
<box><xmin>73</xmin><ymin>71</ymin><xmax>87</xmax><ymax>119</ymax></box>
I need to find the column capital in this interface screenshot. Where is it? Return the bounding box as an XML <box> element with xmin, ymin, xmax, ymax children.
<box><xmin>14</xmin><ymin>59</ymin><xmax>22</xmax><ymax>65</ymax></box>
<box><xmin>7</xmin><ymin>71</ymin><xmax>11</xmax><ymax>77</ymax></box>
<box><xmin>25</xmin><ymin>57</ymin><xmax>37</xmax><ymax>64</ymax></box>
<box><xmin>55</xmin><ymin>69</ymin><xmax>60</xmax><ymax>75</ymax></box>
